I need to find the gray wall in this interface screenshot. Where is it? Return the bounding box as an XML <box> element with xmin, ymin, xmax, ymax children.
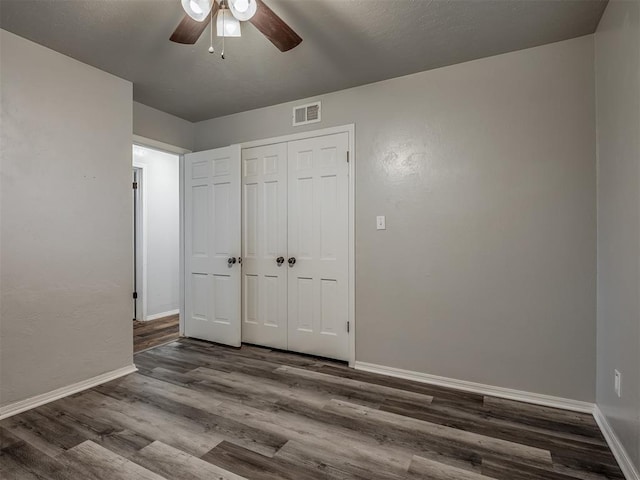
<box><xmin>195</xmin><ymin>36</ymin><xmax>597</xmax><ymax>401</ymax></box>
<box><xmin>595</xmin><ymin>0</ymin><xmax>640</xmax><ymax>469</ymax></box>
<box><xmin>133</xmin><ymin>146</ymin><xmax>180</xmax><ymax>318</ymax></box>
<box><xmin>0</xmin><ymin>30</ymin><xmax>134</xmax><ymax>407</ymax></box>
<box><xmin>133</xmin><ymin>101</ymin><xmax>194</xmax><ymax>151</ymax></box>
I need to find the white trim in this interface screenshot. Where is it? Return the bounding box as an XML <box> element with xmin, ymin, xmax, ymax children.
<box><xmin>238</xmin><ymin>124</ymin><xmax>356</xmax><ymax>366</ymax></box>
<box><xmin>133</xmin><ymin>135</ymin><xmax>191</xmax><ymax>155</ymax></box>
<box><xmin>347</xmin><ymin>126</ymin><xmax>356</xmax><ymax>367</ymax></box>
<box><xmin>145</xmin><ymin>309</ymin><xmax>180</xmax><ymax>321</ymax></box>
<box><xmin>0</xmin><ymin>365</ymin><xmax>137</xmax><ymax>420</ymax></box>
<box><xmin>179</xmin><ymin>153</ymin><xmax>186</xmax><ymax>336</ymax></box>
<box><xmin>593</xmin><ymin>405</ymin><xmax>640</xmax><ymax>480</ymax></box>
<box><xmin>354</xmin><ymin>361</ymin><xmax>595</xmax><ymax>413</ymax></box>
<box><xmin>240</xmin><ymin>124</ymin><xmax>356</xmax><ymax>149</ymax></box>
<box><xmin>132</xmin><ymin>163</ymin><xmax>147</xmax><ymax>321</ymax></box>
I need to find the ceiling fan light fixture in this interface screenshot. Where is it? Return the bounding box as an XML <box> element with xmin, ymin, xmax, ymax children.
<box><xmin>217</xmin><ymin>8</ymin><xmax>242</xmax><ymax>37</ymax></box>
<box><xmin>228</xmin><ymin>0</ymin><xmax>257</xmax><ymax>21</ymax></box>
<box><xmin>181</xmin><ymin>0</ymin><xmax>212</xmax><ymax>22</ymax></box>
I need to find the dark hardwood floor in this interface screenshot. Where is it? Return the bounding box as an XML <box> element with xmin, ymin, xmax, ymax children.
<box><xmin>0</xmin><ymin>338</ymin><xmax>625</xmax><ymax>479</ymax></box>
<box><xmin>133</xmin><ymin>314</ymin><xmax>179</xmax><ymax>353</ymax></box>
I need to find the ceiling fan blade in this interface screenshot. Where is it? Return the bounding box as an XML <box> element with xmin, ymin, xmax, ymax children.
<box><xmin>170</xmin><ymin>3</ymin><xmax>219</xmax><ymax>44</ymax></box>
<box><xmin>249</xmin><ymin>0</ymin><xmax>302</xmax><ymax>52</ymax></box>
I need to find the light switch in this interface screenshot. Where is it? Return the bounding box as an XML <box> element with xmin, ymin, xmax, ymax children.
<box><xmin>376</xmin><ymin>216</ymin><xmax>386</xmax><ymax>230</ymax></box>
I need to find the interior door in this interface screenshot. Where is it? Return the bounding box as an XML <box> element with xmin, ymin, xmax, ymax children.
<box><xmin>241</xmin><ymin>143</ymin><xmax>289</xmax><ymax>349</ymax></box>
<box><xmin>287</xmin><ymin>132</ymin><xmax>350</xmax><ymax>360</ymax></box>
<box><xmin>184</xmin><ymin>145</ymin><xmax>241</xmax><ymax>346</ymax></box>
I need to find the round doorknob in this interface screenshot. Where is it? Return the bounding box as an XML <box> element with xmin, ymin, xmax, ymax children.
<box><xmin>227</xmin><ymin>257</ymin><xmax>237</xmax><ymax>265</ymax></box>
<box><xmin>288</xmin><ymin>257</ymin><xmax>296</xmax><ymax>266</ymax></box>
<box><xmin>276</xmin><ymin>256</ymin><xmax>285</xmax><ymax>266</ymax></box>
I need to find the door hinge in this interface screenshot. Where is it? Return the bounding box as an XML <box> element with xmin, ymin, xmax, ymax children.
<box><xmin>133</xmin><ymin>292</ymin><xmax>138</xmax><ymax>299</ymax></box>
<box><xmin>133</xmin><ymin>181</ymin><xmax>138</xmax><ymax>190</ymax></box>
<box><xmin>346</xmin><ymin>151</ymin><xmax>350</xmax><ymax>163</ymax></box>
<box><xmin>347</xmin><ymin>321</ymin><xmax>350</xmax><ymax>333</ymax></box>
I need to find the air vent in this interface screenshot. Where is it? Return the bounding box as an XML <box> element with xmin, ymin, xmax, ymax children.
<box><xmin>292</xmin><ymin>101</ymin><xmax>321</xmax><ymax>126</ymax></box>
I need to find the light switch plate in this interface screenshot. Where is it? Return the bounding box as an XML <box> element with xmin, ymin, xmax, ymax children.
<box><xmin>376</xmin><ymin>216</ymin><xmax>386</xmax><ymax>230</ymax></box>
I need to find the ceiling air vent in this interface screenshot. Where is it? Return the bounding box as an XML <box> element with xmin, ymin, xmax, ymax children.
<box><xmin>292</xmin><ymin>102</ymin><xmax>321</xmax><ymax>126</ymax></box>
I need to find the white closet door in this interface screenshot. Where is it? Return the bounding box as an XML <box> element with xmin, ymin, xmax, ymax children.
<box><xmin>185</xmin><ymin>146</ymin><xmax>241</xmax><ymax>346</ymax></box>
<box><xmin>241</xmin><ymin>143</ymin><xmax>288</xmax><ymax>349</ymax></box>
<box><xmin>287</xmin><ymin>132</ymin><xmax>350</xmax><ymax>360</ymax></box>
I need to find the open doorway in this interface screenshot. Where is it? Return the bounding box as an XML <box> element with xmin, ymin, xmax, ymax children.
<box><xmin>132</xmin><ymin>144</ymin><xmax>181</xmax><ymax>352</ymax></box>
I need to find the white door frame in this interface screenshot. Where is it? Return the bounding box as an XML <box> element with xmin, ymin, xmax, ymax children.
<box><xmin>132</xmin><ymin>163</ymin><xmax>146</xmax><ymax>321</ymax></box>
<box><xmin>133</xmin><ymin>135</ymin><xmax>191</xmax><ymax>334</ymax></box>
<box><xmin>239</xmin><ymin>124</ymin><xmax>356</xmax><ymax>367</ymax></box>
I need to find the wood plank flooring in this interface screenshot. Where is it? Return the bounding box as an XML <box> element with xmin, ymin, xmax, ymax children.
<box><xmin>0</xmin><ymin>338</ymin><xmax>625</xmax><ymax>479</ymax></box>
<box><xmin>133</xmin><ymin>315</ymin><xmax>179</xmax><ymax>353</ymax></box>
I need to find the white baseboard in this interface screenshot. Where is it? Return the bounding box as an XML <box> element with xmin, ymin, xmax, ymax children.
<box><xmin>593</xmin><ymin>405</ymin><xmax>640</xmax><ymax>480</ymax></box>
<box><xmin>145</xmin><ymin>309</ymin><xmax>180</xmax><ymax>321</ymax></box>
<box><xmin>354</xmin><ymin>361</ymin><xmax>595</xmax><ymax>413</ymax></box>
<box><xmin>0</xmin><ymin>364</ymin><xmax>138</xmax><ymax>420</ymax></box>
<box><xmin>358</xmin><ymin>359</ymin><xmax>636</xmax><ymax>478</ymax></box>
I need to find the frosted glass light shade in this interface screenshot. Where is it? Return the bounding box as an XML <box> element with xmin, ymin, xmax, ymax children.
<box><xmin>229</xmin><ymin>0</ymin><xmax>257</xmax><ymax>21</ymax></box>
<box><xmin>216</xmin><ymin>9</ymin><xmax>242</xmax><ymax>37</ymax></box>
<box><xmin>181</xmin><ymin>0</ymin><xmax>212</xmax><ymax>22</ymax></box>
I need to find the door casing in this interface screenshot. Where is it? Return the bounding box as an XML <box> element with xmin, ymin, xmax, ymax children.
<box><xmin>133</xmin><ymin>135</ymin><xmax>191</xmax><ymax>333</ymax></box>
<box><xmin>132</xmin><ymin>164</ymin><xmax>145</xmax><ymax>321</ymax></box>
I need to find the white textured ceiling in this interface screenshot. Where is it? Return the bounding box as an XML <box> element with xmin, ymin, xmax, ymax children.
<box><xmin>0</xmin><ymin>0</ymin><xmax>607</xmax><ymax>122</ymax></box>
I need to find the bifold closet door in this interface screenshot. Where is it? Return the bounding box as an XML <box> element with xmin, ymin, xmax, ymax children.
<box><xmin>184</xmin><ymin>146</ymin><xmax>241</xmax><ymax>347</ymax></box>
<box><xmin>241</xmin><ymin>143</ymin><xmax>288</xmax><ymax>349</ymax></box>
<box><xmin>287</xmin><ymin>132</ymin><xmax>350</xmax><ymax>361</ymax></box>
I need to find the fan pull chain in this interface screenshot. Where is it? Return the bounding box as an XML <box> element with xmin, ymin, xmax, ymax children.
<box><xmin>221</xmin><ymin>10</ymin><xmax>226</xmax><ymax>59</ymax></box>
<box><xmin>208</xmin><ymin>12</ymin><xmax>215</xmax><ymax>54</ymax></box>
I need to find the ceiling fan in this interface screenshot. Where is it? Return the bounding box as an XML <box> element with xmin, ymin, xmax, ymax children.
<box><xmin>170</xmin><ymin>0</ymin><xmax>302</xmax><ymax>52</ymax></box>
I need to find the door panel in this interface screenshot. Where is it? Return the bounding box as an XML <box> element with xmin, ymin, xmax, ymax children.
<box><xmin>241</xmin><ymin>143</ymin><xmax>288</xmax><ymax>349</ymax></box>
<box><xmin>191</xmin><ymin>185</ymin><xmax>208</xmax><ymax>257</ymax></box>
<box><xmin>287</xmin><ymin>132</ymin><xmax>349</xmax><ymax>360</ymax></box>
<box><xmin>185</xmin><ymin>146</ymin><xmax>241</xmax><ymax>346</ymax></box>
<box><xmin>296</xmin><ymin>177</ymin><xmax>314</xmax><ymax>258</ymax></box>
